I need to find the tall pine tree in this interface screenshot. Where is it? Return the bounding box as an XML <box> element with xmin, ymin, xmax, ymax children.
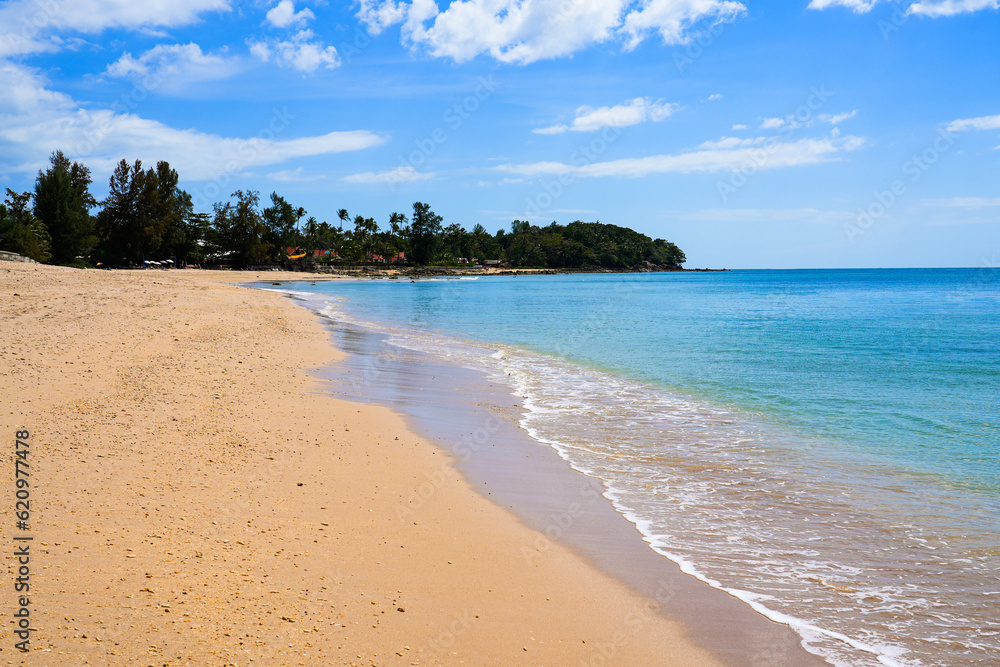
<box><xmin>33</xmin><ymin>151</ymin><xmax>96</xmax><ymax>264</ymax></box>
<box><xmin>409</xmin><ymin>202</ymin><xmax>442</xmax><ymax>265</ymax></box>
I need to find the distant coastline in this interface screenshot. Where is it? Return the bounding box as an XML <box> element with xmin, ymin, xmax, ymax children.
<box><xmin>260</xmin><ymin>264</ymin><xmax>725</xmax><ymax>279</ymax></box>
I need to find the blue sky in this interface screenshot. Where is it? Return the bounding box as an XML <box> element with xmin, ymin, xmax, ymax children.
<box><xmin>1</xmin><ymin>0</ymin><xmax>998</xmax><ymax>268</ymax></box>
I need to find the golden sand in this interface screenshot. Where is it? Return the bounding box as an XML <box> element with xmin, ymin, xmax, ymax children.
<box><xmin>1</xmin><ymin>263</ymin><xmax>723</xmax><ymax>666</ymax></box>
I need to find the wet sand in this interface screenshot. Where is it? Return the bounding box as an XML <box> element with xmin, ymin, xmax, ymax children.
<box><xmin>2</xmin><ymin>262</ymin><xmax>735</xmax><ymax>666</ymax></box>
<box><xmin>308</xmin><ymin>306</ymin><xmax>827</xmax><ymax>667</ymax></box>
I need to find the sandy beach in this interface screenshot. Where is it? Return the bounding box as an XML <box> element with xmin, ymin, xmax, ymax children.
<box><xmin>1</xmin><ymin>262</ymin><xmax>733</xmax><ymax>666</ymax></box>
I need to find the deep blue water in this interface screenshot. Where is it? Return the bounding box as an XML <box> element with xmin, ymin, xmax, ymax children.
<box><xmin>278</xmin><ymin>268</ymin><xmax>1000</xmax><ymax>666</ymax></box>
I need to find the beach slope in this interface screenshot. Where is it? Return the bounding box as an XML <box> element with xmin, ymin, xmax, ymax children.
<box><xmin>1</xmin><ymin>263</ymin><xmax>724</xmax><ymax>666</ymax></box>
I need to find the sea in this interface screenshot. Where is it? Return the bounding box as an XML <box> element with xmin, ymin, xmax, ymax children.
<box><xmin>267</xmin><ymin>268</ymin><xmax>1000</xmax><ymax>667</ymax></box>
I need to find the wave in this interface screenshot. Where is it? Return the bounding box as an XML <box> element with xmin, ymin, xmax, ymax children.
<box><xmin>307</xmin><ymin>294</ymin><xmax>999</xmax><ymax>667</ymax></box>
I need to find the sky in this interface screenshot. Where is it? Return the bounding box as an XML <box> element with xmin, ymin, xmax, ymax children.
<box><xmin>1</xmin><ymin>0</ymin><xmax>998</xmax><ymax>269</ymax></box>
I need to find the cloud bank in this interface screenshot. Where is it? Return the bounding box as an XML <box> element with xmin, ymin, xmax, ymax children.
<box><xmin>356</xmin><ymin>0</ymin><xmax>747</xmax><ymax>64</ymax></box>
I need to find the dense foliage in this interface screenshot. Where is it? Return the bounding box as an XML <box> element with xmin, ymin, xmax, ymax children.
<box><xmin>501</xmin><ymin>221</ymin><xmax>685</xmax><ymax>269</ymax></box>
<box><xmin>1</xmin><ymin>152</ymin><xmax>685</xmax><ymax>270</ymax></box>
<box><xmin>33</xmin><ymin>151</ymin><xmax>97</xmax><ymax>265</ymax></box>
<box><xmin>0</xmin><ymin>189</ymin><xmax>52</xmax><ymax>262</ymax></box>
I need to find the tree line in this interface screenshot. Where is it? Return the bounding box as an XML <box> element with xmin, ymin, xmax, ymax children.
<box><xmin>1</xmin><ymin>151</ymin><xmax>686</xmax><ymax>270</ymax></box>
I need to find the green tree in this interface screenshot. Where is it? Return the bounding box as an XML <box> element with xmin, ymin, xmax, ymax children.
<box><xmin>388</xmin><ymin>211</ymin><xmax>408</xmax><ymax>256</ymax></box>
<box><xmin>353</xmin><ymin>214</ymin><xmax>379</xmax><ymax>260</ymax></box>
<box><xmin>95</xmin><ymin>159</ymin><xmax>165</xmax><ymax>265</ymax></box>
<box><xmin>337</xmin><ymin>208</ymin><xmax>349</xmax><ymax>231</ymax></box>
<box><xmin>651</xmin><ymin>238</ymin><xmax>686</xmax><ymax>267</ymax></box>
<box><xmin>152</xmin><ymin>162</ymin><xmax>198</xmax><ymax>266</ymax></box>
<box><xmin>506</xmin><ymin>227</ymin><xmax>545</xmax><ymax>267</ymax></box>
<box><xmin>0</xmin><ymin>189</ymin><xmax>52</xmax><ymax>262</ymax></box>
<box><xmin>316</xmin><ymin>222</ymin><xmax>344</xmax><ymax>260</ymax></box>
<box><xmin>440</xmin><ymin>222</ymin><xmax>469</xmax><ymax>262</ymax></box>
<box><xmin>409</xmin><ymin>202</ymin><xmax>442</xmax><ymax>265</ymax></box>
<box><xmin>179</xmin><ymin>211</ymin><xmax>211</xmax><ymax>266</ymax></box>
<box><xmin>210</xmin><ymin>190</ymin><xmax>267</xmax><ymax>268</ymax></box>
<box><xmin>510</xmin><ymin>219</ymin><xmax>531</xmax><ymax>236</ymax></box>
<box><xmin>33</xmin><ymin>150</ymin><xmax>96</xmax><ymax>264</ymax></box>
<box><xmin>468</xmin><ymin>223</ymin><xmax>493</xmax><ymax>261</ymax></box>
<box><xmin>302</xmin><ymin>216</ymin><xmax>319</xmax><ymax>254</ymax></box>
<box><xmin>262</xmin><ymin>193</ymin><xmax>304</xmax><ymax>260</ymax></box>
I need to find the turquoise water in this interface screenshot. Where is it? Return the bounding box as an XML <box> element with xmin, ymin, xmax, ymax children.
<box><xmin>278</xmin><ymin>269</ymin><xmax>1000</xmax><ymax>666</ymax></box>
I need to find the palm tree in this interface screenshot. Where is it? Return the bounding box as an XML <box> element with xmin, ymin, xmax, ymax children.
<box><xmin>389</xmin><ymin>212</ymin><xmax>408</xmax><ymax>259</ymax></box>
<box><xmin>353</xmin><ymin>215</ymin><xmax>379</xmax><ymax>260</ymax></box>
<box><xmin>303</xmin><ymin>216</ymin><xmax>318</xmax><ymax>252</ymax></box>
<box><xmin>337</xmin><ymin>208</ymin><xmax>348</xmax><ymax>231</ymax></box>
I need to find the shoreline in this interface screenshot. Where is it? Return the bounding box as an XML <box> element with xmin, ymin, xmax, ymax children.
<box><xmin>299</xmin><ymin>306</ymin><xmax>828</xmax><ymax>667</ymax></box>
<box><xmin>233</xmin><ymin>264</ymin><xmax>722</xmax><ymax>278</ymax></box>
<box><xmin>2</xmin><ymin>263</ymin><xmax>730</xmax><ymax>665</ymax></box>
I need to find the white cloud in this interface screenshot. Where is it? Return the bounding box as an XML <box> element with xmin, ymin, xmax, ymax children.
<box><xmin>266</xmin><ymin>167</ymin><xmax>326</xmax><ymax>182</ymax></box>
<box><xmin>497</xmin><ymin>133</ymin><xmax>865</xmax><ymax>178</ymax></box>
<box><xmin>344</xmin><ymin>165</ymin><xmax>434</xmax><ymax>185</ymax></box>
<box><xmin>266</xmin><ymin>0</ymin><xmax>315</xmax><ymax>28</ymax></box>
<box><xmin>707</xmin><ymin>93</ymin><xmax>723</xmax><ymax>101</ymax></box>
<box><xmin>731</xmin><ymin>123</ymin><xmax>748</xmax><ymax>130</ymax></box>
<box><xmin>807</xmin><ymin>0</ymin><xmax>878</xmax><ymax>12</ymax></box>
<box><xmin>946</xmin><ymin>113</ymin><xmax>1000</xmax><ymax>132</ymax></box>
<box><xmin>620</xmin><ymin>0</ymin><xmax>746</xmax><ymax>49</ymax></box>
<box><xmin>0</xmin><ymin>61</ymin><xmax>384</xmax><ymax>182</ymax></box>
<box><xmin>532</xmin><ymin>124</ymin><xmax>569</xmax><ymax>135</ymax></box>
<box><xmin>820</xmin><ymin>110</ymin><xmax>857</xmax><ymax>124</ymax></box>
<box><xmin>697</xmin><ymin>136</ymin><xmax>766</xmax><ymax>149</ymax></box>
<box><xmin>808</xmin><ymin>0</ymin><xmax>998</xmax><ymax>15</ymax></box>
<box><xmin>534</xmin><ymin>97</ymin><xmax>678</xmax><ymax>134</ymax></box>
<box><xmin>0</xmin><ymin>0</ymin><xmax>230</xmax><ymax>56</ymax></box>
<box><xmin>758</xmin><ymin>110</ymin><xmax>856</xmax><ymax>130</ymax></box>
<box><xmin>498</xmin><ymin>160</ymin><xmax>575</xmax><ymax>176</ymax></box>
<box><xmin>356</xmin><ymin>0</ymin><xmax>746</xmax><ymax>65</ymax></box>
<box><xmin>249</xmin><ymin>41</ymin><xmax>272</xmax><ymax>61</ymax></box>
<box><xmin>908</xmin><ymin>0</ymin><xmax>999</xmax><ymax>16</ymax></box>
<box><xmin>104</xmin><ymin>43</ymin><xmax>242</xmax><ymax>88</ymax></box>
<box><xmin>0</xmin><ymin>60</ymin><xmax>70</xmax><ymax>115</ymax></box>
<box><xmin>356</xmin><ymin>0</ymin><xmax>410</xmax><ymax>34</ymax></box>
<box><xmin>249</xmin><ymin>30</ymin><xmax>340</xmax><ymax>72</ymax></box>
<box><xmin>921</xmin><ymin>196</ymin><xmax>1000</xmax><ymax>208</ymax></box>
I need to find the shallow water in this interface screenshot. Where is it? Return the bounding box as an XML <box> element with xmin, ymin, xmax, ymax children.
<box><xmin>272</xmin><ymin>269</ymin><xmax>1000</xmax><ymax>666</ymax></box>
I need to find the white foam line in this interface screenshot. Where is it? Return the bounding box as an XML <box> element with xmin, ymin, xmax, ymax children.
<box><xmin>501</xmin><ymin>356</ymin><xmax>915</xmax><ymax>667</ymax></box>
<box><xmin>296</xmin><ymin>289</ymin><xmax>916</xmax><ymax>667</ymax></box>
<box><xmin>259</xmin><ymin>287</ymin><xmax>318</xmax><ymax>297</ymax></box>
<box><xmin>638</xmin><ymin>537</ymin><xmax>911</xmax><ymax>667</ymax></box>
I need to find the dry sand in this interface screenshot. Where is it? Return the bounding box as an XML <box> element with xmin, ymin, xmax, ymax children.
<box><xmin>1</xmin><ymin>262</ymin><xmax>726</xmax><ymax>666</ymax></box>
